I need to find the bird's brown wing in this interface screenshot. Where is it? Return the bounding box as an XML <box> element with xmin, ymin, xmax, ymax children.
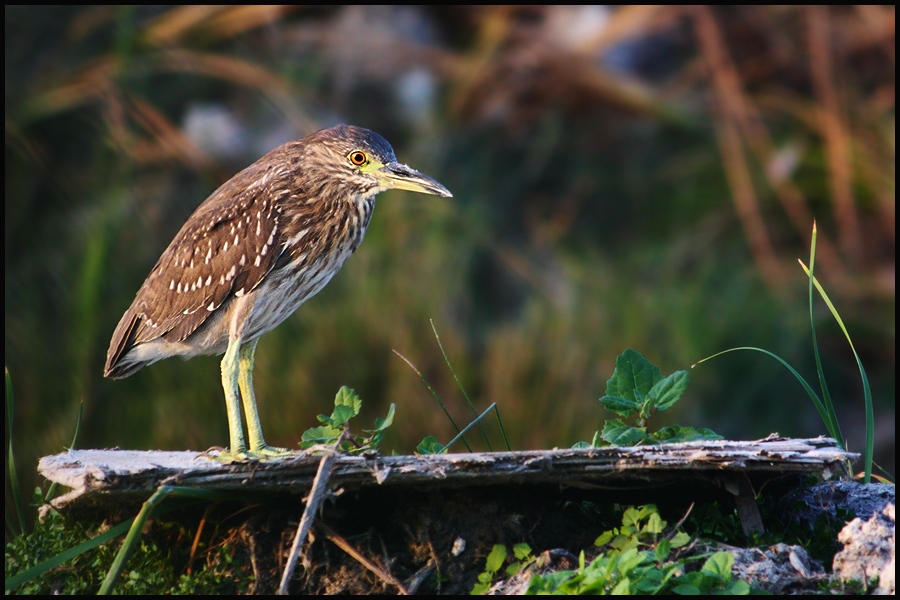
<box><xmin>105</xmin><ymin>163</ymin><xmax>289</xmax><ymax>375</ymax></box>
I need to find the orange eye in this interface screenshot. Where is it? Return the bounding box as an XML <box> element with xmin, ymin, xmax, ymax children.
<box><xmin>348</xmin><ymin>151</ymin><xmax>367</xmax><ymax>166</ymax></box>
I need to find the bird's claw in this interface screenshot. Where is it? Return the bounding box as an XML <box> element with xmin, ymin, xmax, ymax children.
<box><xmin>209</xmin><ymin>445</ymin><xmax>296</xmax><ymax>462</ymax></box>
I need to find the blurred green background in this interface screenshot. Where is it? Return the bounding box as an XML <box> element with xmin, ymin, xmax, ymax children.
<box><xmin>5</xmin><ymin>6</ymin><xmax>894</xmax><ymax>510</ymax></box>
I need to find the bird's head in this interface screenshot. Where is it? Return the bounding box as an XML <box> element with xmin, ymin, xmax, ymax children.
<box><xmin>303</xmin><ymin>124</ymin><xmax>452</xmax><ymax>201</ymax></box>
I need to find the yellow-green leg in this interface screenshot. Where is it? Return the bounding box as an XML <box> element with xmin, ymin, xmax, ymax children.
<box><xmin>220</xmin><ymin>338</ymin><xmax>248</xmax><ymax>457</ymax></box>
<box><xmin>238</xmin><ymin>339</ymin><xmax>291</xmax><ymax>456</ymax></box>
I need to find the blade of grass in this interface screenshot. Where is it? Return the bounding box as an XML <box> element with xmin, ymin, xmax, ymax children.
<box><xmin>799</xmin><ymin>259</ymin><xmax>873</xmax><ymax>483</ymax></box>
<box><xmin>430</xmin><ymin>319</ymin><xmax>492</xmax><ymax>450</ymax></box>
<box><xmin>6</xmin><ymin>368</ymin><xmax>27</xmax><ymax>537</ymax></box>
<box><xmin>441</xmin><ymin>403</ymin><xmax>498</xmax><ymax>454</ymax></box>
<box><xmin>491</xmin><ymin>403</ymin><xmax>512</xmax><ymax>451</ymax></box>
<box><xmin>692</xmin><ymin>348</ymin><xmax>836</xmax><ymax>440</ymax></box>
<box><xmin>45</xmin><ymin>401</ymin><xmax>84</xmax><ymax>504</ymax></box>
<box><xmin>805</xmin><ymin>223</ymin><xmax>844</xmax><ymax>448</ymax></box>
<box><xmin>393</xmin><ymin>349</ymin><xmax>472</xmax><ymax>452</ymax></box>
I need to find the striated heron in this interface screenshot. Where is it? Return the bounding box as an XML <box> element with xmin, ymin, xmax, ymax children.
<box><xmin>105</xmin><ymin>124</ymin><xmax>452</xmax><ymax>459</ymax></box>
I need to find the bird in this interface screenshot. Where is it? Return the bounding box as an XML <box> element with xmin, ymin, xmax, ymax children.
<box><xmin>104</xmin><ymin>124</ymin><xmax>452</xmax><ymax>459</ymax></box>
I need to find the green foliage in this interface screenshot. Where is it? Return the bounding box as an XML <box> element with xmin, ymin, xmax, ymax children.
<box><xmin>5</xmin><ymin>511</ymin><xmax>252</xmax><ymax>594</ymax></box>
<box><xmin>6</xmin><ymin>512</ymin><xmax>111</xmax><ymax>594</ymax></box>
<box><xmin>471</xmin><ymin>543</ymin><xmax>539</xmax><ymax>594</ymax></box>
<box><xmin>669</xmin><ymin>552</ymin><xmax>747</xmax><ymax>595</ymax></box>
<box><xmin>298</xmin><ymin>386</ymin><xmax>394</xmax><ymax>453</ymax></box>
<box><xmin>585</xmin><ymin>350</ymin><xmax>722</xmax><ymax>447</ymax></box>
<box><xmin>471</xmin><ymin>505</ymin><xmax>750</xmax><ymax>595</ymax></box>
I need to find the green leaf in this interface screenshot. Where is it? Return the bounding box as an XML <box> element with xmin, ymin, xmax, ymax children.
<box><xmin>330</xmin><ymin>404</ymin><xmax>356</xmax><ymax>428</ymax></box>
<box><xmin>615</xmin><ymin>547</ymin><xmax>647</xmax><ymax>575</ymax></box>
<box><xmin>669</xmin><ymin>531</ymin><xmax>691</xmax><ymax>548</ymax></box>
<box><xmin>726</xmin><ymin>579</ymin><xmax>751</xmax><ymax>594</ymax></box>
<box><xmin>636</xmin><ymin>504</ymin><xmax>659</xmax><ymax>521</ymax></box>
<box><xmin>644</xmin><ymin>511</ymin><xmax>665</xmax><ymax>535</ymax></box>
<box><xmin>595</xmin><ymin>530</ymin><xmax>614</xmax><ymax>546</ymax></box>
<box><xmin>652</xmin><ymin>425</ymin><xmax>723</xmax><ymax>443</ymax></box>
<box><xmin>672</xmin><ymin>582</ymin><xmax>701</xmax><ymax>594</ymax></box>
<box><xmin>416</xmin><ymin>436</ymin><xmax>444</xmax><ymax>454</ymax></box>
<box><xmin>485</xmin><ymin>544</ymin><xmax>507</xmax><ymax>573</ymax></box>
<box><xmin>605</xmin><ymin>349</ymin><xmax>663</xmax><ymax>402</ymax></box>
<box><xmin>655</xmin><ymin>538</ymin><xmax>671</xmax><ymax>562</ymax></box>
<box><xmin>470</xmin><ymin>582</ymin><xmax>490</xmax><ymax>595</ymax></box>
<box><xmin>621</xmin><ymin>507</ymin><xmax>643</xmax><ymax>532</ymax></box>
<box><xmin>299</xmin><ymin>425</ymin><xmax>341</xmax><ymax>447</ymax></box>
<box><xmin>600</xmin><ymin>394</ymin><xmax>640</xmax><ymax>416</ymax></box>
<box><xmin>370</xmin><ymin>403</ymin><xmax>395</xmax><ymax>432</ymax></box>
<box><xmin>700</xmin><ymin>551</ymin><xmax>734</xmax><ymax>580</ymax></box>
<box><xmin>647</xmin><ymin>370</ymin><xmax>689</xmax><ymax>412</ymax></box>
<box><xmin>601</xmin><ymin>419</ymin><xmax>648</xmax><ymax>446</ymax></box>
<box><xmin>610</xmin><ymin>533</ymin><xmax>633</xmax><ymax>551</ymax></box>
<box><xmin>333</xmin><ymin>386</ymin><xmax>362</xmax><ymax>415</ymax></box>
<box><xmin>512</xmin><ymin>542</ymin><xmax>532</xmax><ymax>560</ymax></box>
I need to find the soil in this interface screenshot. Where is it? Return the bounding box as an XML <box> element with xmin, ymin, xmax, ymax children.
<box><xmin>154</xmin><ymin>483</ymin><xmax>700</xmax><ymax>594</ymax></box>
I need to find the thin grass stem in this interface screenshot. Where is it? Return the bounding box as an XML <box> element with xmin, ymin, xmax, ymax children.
<box><xmin>392</xmin><ymin>349</ymin><xmax>472</xmax><ymax>451</ymax></box>
<box><xmin>430</xmin><ymin>319</ymin><xmax>492</xmax><ymax>449</ymax></box>
<box><xmin>441</xmin><ymin>403</ymin><xmax>498</xmax><ymax>453</ymax></box>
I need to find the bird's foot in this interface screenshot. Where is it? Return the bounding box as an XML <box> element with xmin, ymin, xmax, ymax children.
<box><xmin>249</xmin><ymin>444</ymin><xmax>294</xmax><ymax>458</ymax></box>
<box><xmin>207</xmin><ymin>445</ymin><xmax>295</xmax><ymax>462</ymax></box>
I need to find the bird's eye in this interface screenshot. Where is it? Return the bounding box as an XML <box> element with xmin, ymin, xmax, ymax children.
<box><xmin>348</xmin><ymin>151</ymin><xmax>368</xmax><ymax>166</ymax></box>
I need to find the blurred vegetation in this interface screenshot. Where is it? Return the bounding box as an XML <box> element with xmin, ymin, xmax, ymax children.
<box><xmin>5</xmin><ymin>6</ymin><xmax>894</xmax><ymax>528</ymax></box>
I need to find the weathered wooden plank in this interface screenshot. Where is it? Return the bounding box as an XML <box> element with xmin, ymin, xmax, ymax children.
<box><xmin>38</xmin><ymin>436</ymin><xmax>855</xmax><ymax>521</ymax></box>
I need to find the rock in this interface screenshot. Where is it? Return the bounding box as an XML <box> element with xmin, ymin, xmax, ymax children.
<box><xmin>779</xmin><ymin>481</ymin><xmax>895</xmax><ymax>529</ymax></box>
<box><xmin>832</xmin><ymin>502</ymin><xmax>895</xmax><ymax>595</ymax></box>
<box><xmin>720</xmin><ymin>542</ymin><xmax>828</xmax><ymax>594</ymax></box>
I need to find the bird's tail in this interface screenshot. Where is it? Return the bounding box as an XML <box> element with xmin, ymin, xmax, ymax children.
<box><xmin>105</xmin><ymin>310</ymin><xmax>142</xmax><ymax>378</ymax></box>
